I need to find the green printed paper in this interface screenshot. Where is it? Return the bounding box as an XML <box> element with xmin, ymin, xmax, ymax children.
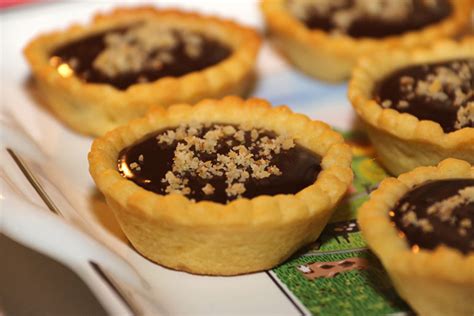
<box><xmin>272</xmin><ymin>130</ymin><xmax>411</xmax><ymax>315</ymax></box>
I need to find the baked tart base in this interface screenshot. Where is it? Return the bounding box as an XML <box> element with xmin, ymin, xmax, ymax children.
<box><xmin>349</xmin><ymin>38</ymin><xmax>474</xmax><ymax>175</ymax></box>
<box><xmin>24</xmin><ymin>7</ymin><xmax>261</xmax><ymax>136</ymax></box>
<box><xmin>261</xmin><ymin>0</ymin><xmax>471</xmax><ymax>82</ymax></box>
<box><xmin>358</xmin><ymin>158</ymin><xmax>474</xmax><ymax>316</ymax></box>
<box><xmin>88</xmin><ymin>97</ymin><xmax>353</xmax><ymax>275</ymax></box>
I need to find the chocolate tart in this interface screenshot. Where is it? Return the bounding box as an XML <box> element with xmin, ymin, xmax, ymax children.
<box><xmin>88</xmin><ymin>97</ymin><xmax>353</xmax><ymax>275</ymax></box>
<box><xmin>349</xmin><ymin>38</ymin><xmax>474</xmax><ymax>175</ymax></box>
<box><xmin>261</xmin><ymin>0</ymin><xmax>471</xmax><ymax>82</ymax></box>
<box><xmin>24</xmin><ymin>7</ymin><xmax>261</xmax><ymax>136</ymax></box>
<box><xmin>358</xmin><ymin>158</ymin><xmax>474</xmax><ymax>316</ymax></box>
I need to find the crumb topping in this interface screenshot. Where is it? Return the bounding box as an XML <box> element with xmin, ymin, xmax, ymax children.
<box><xmin>426</xmin><ymin>186</ymin><xmax>474</xmax><ymax>221</ymax></box>
<box><xmin>202</xmin><ymin>183</ymin><xmax>215</xmax><ymax>195</ymax></box>
<box><xmin>378</xmin><ymin>59</ymin><xmax>474</xmax><ymax>131</ymax></box>
<box><xmin>51</xmin><ymin>19</ymin><xmax>232</xmax><ymax>90</ymax></box>
<box><xmin>397</xmin><ymin>185</ymin><xmax>474</xmax><ymax>236</ymax></box>
<box><xmin>93</xmin><ymin>22</ymin><xmax>208</xmax><ymax>77</ymax></box>
<box><xmin>288</xmin><ymin>0</ymin><xmax>440</xmax><ymax>35</ymax></box>
<box><xmin>138</xmin><ymin>123</ymin><xmax>297</xmax><ymax>200</ymax></box>
<box><xmin>118</xmin><ymin>122</ymin><xmax>323</xmax><ymax>204</ymax></box>
<box><xmin>400</xmin><ymin>208</ymin><xmax>434</xmax><ymax>233</ymax></box>
<box><xmin>455</xmin><ymin>101</ymin><xmax>474</xmax><ymax>130</ymax></box>
<box><xmin>129</xmin><ymin>162</ymin><xmax>141</xmax><ymax>172</ymax></box>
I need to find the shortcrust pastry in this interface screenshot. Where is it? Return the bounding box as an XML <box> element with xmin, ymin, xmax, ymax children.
<box><xmin>358</xmin><ymin>158</ymin><xmax>474</xmax><ymax>316</ymax></box>
<box><xmin>88</xmin><ymin>97</ymin><xmax>353</xmax><ymax>275</ymax></box>
<box><xmin>349</xmin><ymin>39</ymin><xmax>474</xmax><ymax>175</ymax></box>
<box><xmin>261</xmin><ymin>0</ymin><xmax>471</xmax><ymax>82</ymax></box>
<box><xmin>24</xmin><ymin>7</ymin><xmax>261</xmax><ymax>136</ymax></box>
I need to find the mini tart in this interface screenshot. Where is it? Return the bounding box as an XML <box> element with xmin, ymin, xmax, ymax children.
<box><xmin>88</xmin><ymin>97</ymin><xmax>353</xmax><ymax>275</ymax></box>
<box><xmin>261</xmin><ymin>0</ymin><xmax>471</xmax><ymax>82</ymax></box>
<box><xmin>349</xmin><ymin>39</ymin><xmax>474</xmax><ymax>176</ymax></box>
<box><xmin>358</xmin><ymin>158</ymin><xmax>474</xmax><ymax>316</ymax></box>
<box><xmin>24</xmin><ymin>7</ymin><xmax>261</xmax><ymax>136</ymax></box>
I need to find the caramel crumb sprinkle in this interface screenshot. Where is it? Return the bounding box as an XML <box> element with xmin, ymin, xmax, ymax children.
<box><xmin>202</xmin><ymin>183</ymin><xmax>215</xmax><ymax>195</ymax></box>
<box><xmin>130</xmin><ymin>162</ymin><xmax>141</xmax><ymax>171</ymax></box>
<box><xmin>458</xmin><ymin>228</ymin><xmax>467</xmax><ymax>236</ymax></box>
<box><xmin>151</xmin><ymin>123</ymin><xmax>296</xmax><ymax>200</ymax></box>
<box><xmin>417</xmin><ymin>219</ymin><xmax>433</xmax><ymax>233</ymax></box>
<box><xmin>397</xmin><ymin>100</ymin><xmax>409</xmax><ymax>109</ymax></box>
<box><xmin>427</xmin><ymin>186</ymin><xmax>474</xmax><ymax>221</ymax></box>
<box><xmin>226</xmin><ymin>183</ymin><xmax>246</xmax><ymax>197</ymax></box>
<box><xmin>400</xmin><ymin>202</ymin><xmax>411</xmax><ymax>212</ymax></box>
<box><xmin>381</xmin><ymin>59</ymin><xmax>474</xmax><ymax>131</ymax></box>
<box><xmin>93</xmin><ymin>22</ymin><xmax>205</xmax><ymax>77</ymax></box>
<box><xmin>381</xmin><ymin>100</ymin><xmax>392</xmax><ymax>108</ymax></box>
<box><xmin>398</xmin><ymin>185</ymin><xmax>474</xmax><ymax>235</ymax></box>
<box><xmin>455</xmin><ymin>102</ymin><xmax>474</xmax><ymax>130</ymax></box>
<box><xmin>460</xmin><ymin>218</ymin><xmax>472</xmax><ymax>229</ymax></box>
<box><xmin>288</xmin><ymin>0</ymin><xmax>438</xmax><ymax>34</ymax></box>
<box><xmin>402</xmin><ymin>211</ymin><xmax>417</xmax><ymax>226</ymax></box>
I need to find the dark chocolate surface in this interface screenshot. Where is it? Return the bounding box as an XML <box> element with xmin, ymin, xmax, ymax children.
<box><xmin>50</xmin><ymin>27</ymin><xmax>232</xmax><ymax>90</ymax></box>
<box><xmin>298</xmin><ymin>0</ymin><xmax>451</xmax><ymax>38</ymax></box>
<box><xmin>375</xmin><ymin>59</ymin><xmax>474</xmax><ymax>133</ymax></box>
<box><xmin>391</xmin><ymin>179</ymin><xmax>474</xmax><ymax>254</ymax></box>
<box><xmin>117</xmin><ymin>125</ymin><xmax>322</xmax><ymax>204</ymax></box>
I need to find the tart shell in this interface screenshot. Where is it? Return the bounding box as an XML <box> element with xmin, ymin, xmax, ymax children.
<box><xmin>88</xmin><ymin>96</ymin><xmax>353</xmax><ymax>275</ymax></box>
<box><xmin>348</xmin><ymin>38</ymin><xmax>474</xmax><ymax>175</ymax></box>
<box><xmin>261</xmin><ymin>0</ymin><xmax>472</xmax><ymax>82</ymax></box>
<box><xmin>358</xmin><ymin>158</ymin><xmax>474</xmax><ymax>316</ymax></box>
<box><xmin>24</xmin><ymin>7</ymin><xmax>261</xmax><ymax>136</ymax></box>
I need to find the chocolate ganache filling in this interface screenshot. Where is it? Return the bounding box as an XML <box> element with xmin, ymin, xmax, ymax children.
<box><xmin>287</xmin><ymin>0</ymin><xmax>451</xmax><ymax>38</ymax></box>
<box><xmin>50</xmin><ymin>22</ymin><xmax>232</xmax><ymax>90</ymax></box>
<box><xmin>391</xmin><ymin>179</ymin><xmax>474</xmax><ymax>254</ymax></box>
<box><xmin>118</xmin><ymin>123</ymin><xmax>322</xmax><ymax>204</ymax></box>
<box><xmin>375</xmin><ymin>59</ymin><xmax>474</xmax><ymax>133</ymax></box>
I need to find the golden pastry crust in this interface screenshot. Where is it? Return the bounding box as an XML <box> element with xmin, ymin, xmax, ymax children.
<box><xmin>24</xmin><ymin>6</ymin><xmax>261</xmax><ymax>136</ymax></box>
<box><xmin>88</xmin><ymin>96</ymin><xmax>353</xmax><ymax>275</ymax></box>
<box><xmin>261</xmin><ymin>0</ymin><xmax>472</xmax><ymax>82</ymax></box>
<box><xmin>348</xmin><ymin>38</ymin><xmax>474</xmax><ymax>175</ymax></box>
<box><xmin>358</xmin><ymin>158</ymin><xmax>474</xmax><ymax>316</ymax></box>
